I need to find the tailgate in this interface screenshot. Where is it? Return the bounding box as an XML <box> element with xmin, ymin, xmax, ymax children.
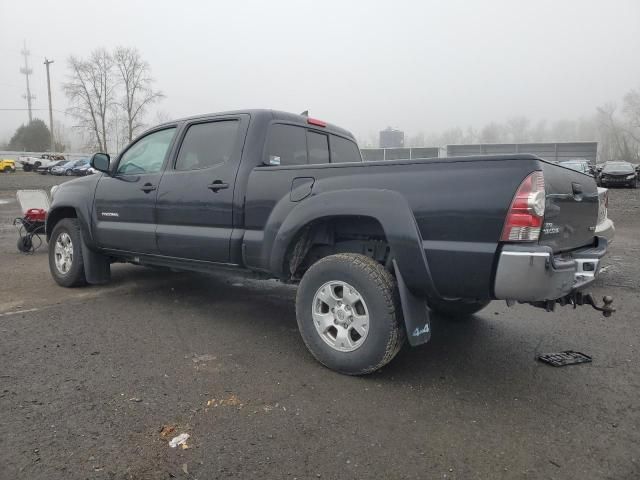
<box><xmin>539</xmin><ymin>162</ymin><xmax>599</xmax><ymax>252</ymax></box>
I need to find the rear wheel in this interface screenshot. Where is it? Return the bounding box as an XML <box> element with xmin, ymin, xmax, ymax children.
<box><xmin>296</xmin><ymin>253</ymin><xmax>405</xmax><ymax>375</ymax></box>
<box><xmin>429</xmin><ymin>298</ymin><xmax>490</xmax><ymax>319</ymax></box>
<box><xmin>65</xmin><ymin>170</ymin><xmax>73</xmax><ymax>176</ymax></box>
<box><xmin>49</xmin><ymin>218</ymin><xmax>87</xmax><ymax>287</ymax></box>
<box><xmin>23</xmin><ymin>164</ymin><xmax>32</xmax><ymax>172</ymax></box>
<box><xmin>3</xmin><ymin>166</ymin><xmax>10</xmax><ymax>173</ymax></box>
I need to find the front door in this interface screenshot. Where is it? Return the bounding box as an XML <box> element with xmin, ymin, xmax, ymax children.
<box><xmin>155</xmin><ymin>117</ymin><xmax>246</xmax><ymax>262</ymax></box>
<box><xmin>93</xmin><ymin>127</ymin><xmax>177</xmax><ymax>253</ymax></box>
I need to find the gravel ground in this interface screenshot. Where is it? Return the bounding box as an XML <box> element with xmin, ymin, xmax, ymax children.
<box><xmin>0</xmin><ymin>171</ymin><xmax>638</xmax><ymax>479</ymax></box>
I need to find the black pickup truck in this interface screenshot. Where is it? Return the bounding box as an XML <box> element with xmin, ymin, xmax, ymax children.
<box><xmin>46</xmin><ymin>109</ymin><xmax>613</xmax><ymax>374</ymax></box>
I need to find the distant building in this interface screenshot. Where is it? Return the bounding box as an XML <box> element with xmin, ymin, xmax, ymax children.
<box><xmin>379</xmin><ymin>127</ymin><xmax>404</xmax><ymax>148</ymax></box>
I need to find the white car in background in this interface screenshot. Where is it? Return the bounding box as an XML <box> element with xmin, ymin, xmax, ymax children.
<box><xmin>18</xmin><ymin>153</ymin><xmax>66</xmax><ymax>172</ymax></box>
<box><xmin>596</xmin><ymin>187</ymin><xmax>615</xmax><ymax>243</ymax></box>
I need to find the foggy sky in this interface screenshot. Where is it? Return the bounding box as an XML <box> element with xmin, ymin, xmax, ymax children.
<box><xmin>1</xmin><ymin>0</ymin><xmax>639</xmax><ymax>148</ymax></box>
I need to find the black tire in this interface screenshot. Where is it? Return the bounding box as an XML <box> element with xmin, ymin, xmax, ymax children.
<box><xmin>3</xmin><ymin>166</ymin><xmax>10</xmax><ymax>173</ymax></box>
<box><xmin>65</xmin><ymin>170</ymin><xmax>73</xmax><ymax>176</ymax></box>
<box><xmin>428</xmin><ymin>298</ymin><xmax>490</xmax><ymax>319</ymax></box>
<box><xmin>17</xmin><ymin>236</ymin><xmax>33</xmax><ymax>252</ymax></box>
<box><xmin>49</xmin><ymin>218</ymin><xmax>87</xmax><ymax>287</ymax></box>
<box><xmin>296</xmin><ymin>253</ymin><xmax>405</xmax><ymax>375</ymax></box>
<box><xmin>23</xmin><ymin>164</ymin><xmax>32</xmax><ymax>172</ymax></box>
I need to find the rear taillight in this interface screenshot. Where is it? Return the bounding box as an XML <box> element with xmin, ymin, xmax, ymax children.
<box><xmin>500</xmin><ymin>171</ymin><xmax>545</xmax><ymax>242</ymax></box>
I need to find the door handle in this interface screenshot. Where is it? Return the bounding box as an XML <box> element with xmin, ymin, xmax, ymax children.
<box><xmin>140</xmin><ymin>183</ymin><xmax>157</xmax><ymax>193</ymax></box>
<box><xmin>208</xmin><ymin>180</ymin><xmax>229</xmax><ymax>193</ymax></box>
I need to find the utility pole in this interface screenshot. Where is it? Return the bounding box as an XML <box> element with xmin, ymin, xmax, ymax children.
<box><xmin>44</xmin><ymin>58</ymin><xmax>55</xmax><ymax>152</ymax></box>
<box><xmin>20</xmin><ymin>40</ymin><xmax>35</xmax><ymax>123</ymax></box>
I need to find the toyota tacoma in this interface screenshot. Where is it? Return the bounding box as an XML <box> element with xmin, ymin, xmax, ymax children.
<box><xmin>46</xmin><ymin>109</ymin><xmax>614</xmax><ymax>374</ymax></box>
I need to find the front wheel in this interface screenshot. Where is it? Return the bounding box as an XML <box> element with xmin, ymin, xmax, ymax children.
<box><xmin>428</xmin><ymin>298</ymin><xmax>490</xmax><ymax>319</ymax></box>
<box><xmin>296</xmin><ymin>253</ymin><xmax>405</xmax><ymax>375</ymax></box>
<box><xmin>65</xmin><ymin>170</ymin><xmax>73</xmax><ymax>176</ymax></box>
<box><xmin>49</xmin><ymin>218</ymin><xmax>87</xmax><ymax>287</ymax></box>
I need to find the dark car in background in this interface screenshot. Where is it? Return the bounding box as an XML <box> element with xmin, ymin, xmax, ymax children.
<box><xmin>37</xmin><ymin>160</ymin><xmax>67</xmax><ymax>175</ymax></box>
<box><xmin>70</xmin><ymin>160</ymin><xmax>92</xmax><ymax>176</ymax></box>
<box><xmin>599</xmin><ymin>161</ymin><xmax>637</xmax><ymax>188</ymax></box>
<box><xmin>51</xmin><ymin>159</ymin><xmax>89</xmax><ymax>176</ymax></box>
<box><xmin>558</xmin><ymin>159</ymin><xmax>594</xmax><ymax>176</ymax></box>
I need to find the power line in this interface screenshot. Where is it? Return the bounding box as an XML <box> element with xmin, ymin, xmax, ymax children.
<box><xmin>0</xmin><ymin>108</ymin><xmax>70</xmax><ymax>115</ymax></box>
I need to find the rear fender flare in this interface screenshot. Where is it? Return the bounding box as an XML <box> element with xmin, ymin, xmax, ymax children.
<box><xmin>267</xmin><ymin>188</ymin><xmax>439</xmax><ymax>298</ymax></box>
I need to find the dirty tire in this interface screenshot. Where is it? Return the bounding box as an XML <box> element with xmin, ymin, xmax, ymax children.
<box><xmin>49</xmin><ymin>218</ymin><xmax>87</xmax><ymax>287</ymax></box>
<box><xmin>296</xmin><ymin>253</ymin><xmax>405</xmax><ymax>375</ymax></box>
<box><xmin>429</xmin><ymin>298</ymin><xmax>490</xmax><ymax>319</ymax></box>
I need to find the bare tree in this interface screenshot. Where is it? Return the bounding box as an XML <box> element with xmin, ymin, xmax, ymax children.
<box><xmin>113</xmin><ymin>47</ymin><xmax>164</xmax><ymax>143</ymax></box>
<box><xmin>596</xmin><ymin>103</ymin><xmax>638</xmax><ymax>161</ymax></box>
<box><xmin>506</xmin><ymin>116</ymin><xmax>531</xmax><ymax>143</ymax></box>
<box><xmin>64</xmin><ymin>49</ymin><xmax>116</xmax><ymax>153</ymax></box>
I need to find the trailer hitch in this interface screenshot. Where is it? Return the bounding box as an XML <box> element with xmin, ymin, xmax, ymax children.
<box><xmin>572</xmin><ymin>292</ymin><xmax>615</xmax><ymax>317</ymax></box>
<box><xmin>528</xmin><ymin>292</ymin><xmax>615</xmax><ymax>317</ymax></box>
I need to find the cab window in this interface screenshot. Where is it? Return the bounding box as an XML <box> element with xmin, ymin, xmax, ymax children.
<box><xmin>330</xmin><ymin>135</ymin><xmax>362</xmax><ymax>163</ymax></box>
<box><xmin>175</xmin><ymin>121</ymin><xmax>239</xmax><ymax>171</ymax></box>
<box><xmin>265</xmin><ymin>124</ymin><xmax>307</xmax><ymax>166</ymax></box>
<box><xmin>307</xmin><ymin>131</ymin><xmax>329</xmax><ymax>164</ymax></box>
<box><xmin>117</xmin><ymin>128</ymin><xmax>176</xmax><ymax>175</ymax></box>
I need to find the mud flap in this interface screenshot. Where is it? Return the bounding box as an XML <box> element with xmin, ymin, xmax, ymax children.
<box><xmin>80</xmin><ymin>234</ymin><xmax>110</xmax><ymax>284</ymax></box>
<box><xmin>393</xmin><ymin>260</ymin><xmax>431</xmax><ymax>346</ymax></box>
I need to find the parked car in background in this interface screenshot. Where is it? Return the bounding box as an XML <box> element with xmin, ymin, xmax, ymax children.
<box><xmin>18</xmin><ymin>153</ymin><xmax>66</xmax><ymax>172</ymax></box>
<box><xmin>51</xmin><ymin>159</ymin><xmax>88</xmax><ymax>176</ymax></box>
<box><xmin>599</xmin><ymin>161</ymin><xmax>637</xmax><ymax>188</ymax></box>
<box><xmin>36</xmin><ymin>159</ymin><xmax>67</xmax><ymax>175</ymax></box>
<box><xmin>70</xmin><ymin>159</ymin><xmax>92</xmax><ymax>176</ymax></box>
<box><xmin>0</xmin><ymin>159</ymin><xmax>17</xmax><ymax>173</ymax></box>
<box><xmin>558</xmin><ymin>158</ymin><xmax>594</xmax><ymax>176</ymax></box>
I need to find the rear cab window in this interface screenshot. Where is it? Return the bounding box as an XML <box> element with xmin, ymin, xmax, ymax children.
<box><xmin>330</xmin><ymin>135</ymin><xmax>362</xmax><ymax>163</ymax></box>
<box><xmin>265</xmin><ymin>123</ymin><xmax>361</xmax><ymax>166</ymax></box>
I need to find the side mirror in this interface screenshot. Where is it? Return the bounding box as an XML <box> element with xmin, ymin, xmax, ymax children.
<box><xmin>91</xmin><ymin>153</ymin><xmax>111</xmax><ymax>173</ymax></box>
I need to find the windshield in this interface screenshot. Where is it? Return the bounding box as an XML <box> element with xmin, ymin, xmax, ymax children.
<box><xmin>603</xmin><ymin>162</ymin><xmax>633</xmax><ymax>173</ymax></box>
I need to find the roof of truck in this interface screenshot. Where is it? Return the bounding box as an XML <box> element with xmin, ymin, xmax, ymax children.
<box><xmin>157</xmin><ymin>109</ymin><xmax>356</xmax><ymax>140</ymax></box>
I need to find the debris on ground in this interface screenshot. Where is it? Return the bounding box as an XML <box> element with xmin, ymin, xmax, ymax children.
<box><xmin>182</xmin><ymin>463</ymin><xmax>189</xmax><ymax>475</ymax></box>
<box><xmin>159</xmin><ymin>425</ymin><xmax>176</xmax><ymax>438</ymax></box>
<box><xmin>537</xmin><ymin>351</ymin><xmax>592</xmax><ymax>367</ymax></box>
<box><xmin>169</xmin><ymin>433</ymin><xmax>190</xmax><ymax>448</ymax></box>
<box><xmin>192</xmin><ymin>353</ymin><xmax>217</xmax><ymax>363</ymax></box>
<box><xmin>206</xmin><ymin>394</ymin><xmax>243</xmax><ymax>408</ymax></box>
<box><xmin>129</xmin><ymin>397</ymin><xmax>142</xmax><ymax>402</ymax></box>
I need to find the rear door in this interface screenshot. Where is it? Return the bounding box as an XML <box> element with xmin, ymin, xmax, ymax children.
<box><xmin>94</xmin><ymin>127</ymin><xmax>177</xmax><ymax>253</ymax></box>
<box><xmin>539</xmin><ymin>162</ymin><xmax>599</xmax><ymax>252</ymax></box>
<box><xmin>155</xmin><ymin>115</ymin><xmax>248</xmax><ymax>262</ymax></box>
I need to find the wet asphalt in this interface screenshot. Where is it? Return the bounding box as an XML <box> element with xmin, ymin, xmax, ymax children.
<box><xmin>0</xmin><ymin>171</ymin><xmax>638</xmax><ymax>479</ymax></box>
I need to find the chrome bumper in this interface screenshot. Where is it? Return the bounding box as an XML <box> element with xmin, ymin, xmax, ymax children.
<box><xmin>494</xmin><ymin>237</ymin><xmax>608</xmax><ymax>302</ymax></box>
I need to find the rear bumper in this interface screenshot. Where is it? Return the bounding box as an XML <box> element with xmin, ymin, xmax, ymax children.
<box><xmin>493</xmin><ymin>237</ymin><xmax>608</xmax><ymax>302</ymax></box>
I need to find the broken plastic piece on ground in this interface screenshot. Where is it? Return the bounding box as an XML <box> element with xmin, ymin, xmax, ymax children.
<box><xmin>169</xmin><ymin>433</ymin><xmax>190</xmax><ymax>448</ymax></box>
<box><xmin>537</xmin><ymin>351</ymin><xmax>592</xmax><ymax>367</ymax></box>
